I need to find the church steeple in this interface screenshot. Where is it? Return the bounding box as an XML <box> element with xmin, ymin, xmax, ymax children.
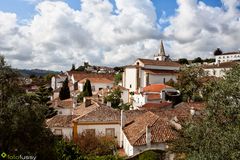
<box><xmin>159</xmin><ymin>40</ymin><xmax>165</xmax><ymax>56</ymax></box>
<box><xmin>154</xmin><ymin>40</ymin><xmax>167</xmax><ymax>61</ymax></box>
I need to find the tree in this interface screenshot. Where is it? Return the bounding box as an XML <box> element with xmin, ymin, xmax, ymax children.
<box><xmin>83</xmin><ymin>79</ymin><xmax>92</xmax><ymax>97</ymax></box>
<box><xmin>177</xmin><ymin>66</ymin><xmax>205</xmax><ymax>102</ymax></box>
<box><xmin>114</xmin><ymin>73</ymin><xmax>122</xmax><ymax>85</ymax></box>
<box><xmin>105</xmin><ymin>88</ymin><xmax>122</xmax><ymax>109</ymax></box>
<box><xmin>178</xmin><ymin>58</ymin><xmax>189</xmax><ymax>65</ymax></box>
<box><xmin>192</xmin><ymin>57</ymin><xmax>203</xmax><ymax>64</ymax></box>
<box><xmin>71</xmin><ymin>64</ymin><xmax>76</xmax><ymax>71</ymax></box>
<box><xmin>59</xmin><ymin>78</ymin><xmax>70</xmax><ymax>100</ymax></box>
<box><xmin>0</xmin><ymin>95</ymin><xmax>56</xmax><ymax>159</ymax></box>
<box><xmin>139</xmin><ymin>151</ymin><xmax>158</xmax><ymax>160</ymax></box>
<box><xmin>0</xmin><ymin>55</ymin><xmax>23</xmax><ymax>108</ymax></box>
<box><xmin>172</xmin><ymin>64</ymin><xmax>240</xmax><ymax>160</ymax></box>
<box><xmin>213</xmin><ymin>48</ymin><xmax>223</xmax><ymax>56</ymax></box>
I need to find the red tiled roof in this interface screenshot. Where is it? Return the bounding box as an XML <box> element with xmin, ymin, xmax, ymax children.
<box><xmin>124</xmin><ymin>111</ymin><xmax>177</xmax><ymax>146</ymax></box>
<box><xmin>73</xmin><ymin>102</ymin><xmax>120</xmax><ymax>123</ymax></box>
<box><xmin>46</xmin><ymin>115</ymin><xmax>77</xmax><ymax>127</ymax></box>
<box><xmin>217</xmin><ymin>51</ymin><xmax>240</xmax><ymax>56</ymax></box>
<box><xmin>138</xmin><ymin>58</ymin><xmax>181</xmax><ymax>67</ymax></box>
<box><xmin>143</xmin><ymin>69</ymin><xmax>178</xmax><ymax>75</ymax></box>
<box><xmin>143</xmin><ymin>84</ymin><xmax>173</xmax><ymax>92</ymax></box>
<box><xmin>72</xmin><ymin>73</ymin><xmax>114</xmax><ymax>82</ymax></box>
<box><xmin>147</xmin><ymin>94</ymin><xmax>160</xmax><ymax>100</ymax></box>
<box><xmin>141</xmin><ymin>102</ymin><xmax>173</xmax><ymax>110</ymax></box>
<box><xmin>50</xmin><ymin>98</ymin><xmax>73</xmax><ymax>109</ymax></box>
<box><xmin>79</xmin><ymin>77</ymin><xmax>113</xmax><ymax>84</ymax></box>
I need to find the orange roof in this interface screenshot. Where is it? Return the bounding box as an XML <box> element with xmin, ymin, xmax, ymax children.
<box><xmin>141</xmin><ymin>102</ymin><xmax>172</xmax><ymax>110</ymax></box>
<box><xmin>79</xmin><ymin>77</ymin><xmax>113</xmax><ymax>84</ymax></box>
<box><xmin>147</xmin><ymin>94</ymin><xmax>160</xmax><ymax>100</ymax></box>
<box><xmin>143</xmin><ymin>84</ymin><xmax>173</xmax><ymax>92</ymax></box>
<box><xmin>72</xmin><ymin>73</ymin><xmax>114</xmax><ymax>82</ymax></box>
<box><xmin>138</xmin><ymin>58</ymin><xmax>181</xmax><ymax>67</ymax></box>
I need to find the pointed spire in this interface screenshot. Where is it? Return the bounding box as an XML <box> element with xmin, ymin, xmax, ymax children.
<box><xmin>159</xmin><ymin>40</ymin><xmax>165</xmax><ymax>56</ymax></box>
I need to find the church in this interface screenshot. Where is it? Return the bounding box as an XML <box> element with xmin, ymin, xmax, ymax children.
<box><xmin>122</xmin><ymin>41</ymin><xmax>181</xmax><ymax>92</ymax></box>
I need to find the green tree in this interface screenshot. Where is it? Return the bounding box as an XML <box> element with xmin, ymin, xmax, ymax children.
<box><xmin>0</xmin><ymin>55</ymin><xmax>23</xmax><ymax>108</ymax></box>
<box><xmin>59</xmin><ymin>78</ymin><xmax>70</xmax><ymax>100</ymax></box>
<box><xmin>172</xmin><ymin>64</ymin><xmax>240</xmax><ymax>160</ymax></box>
<box><xmin>114</xmin><ymin>73</ymin><xmax>122</xmax><ymax>85</ymax></box>
<box><xmin>83</xmin><ymin>79</ymin><xmax>92</xmax><ymax>97</ymax></box>
<box><xmin>213</xmin><ymin>48</ymin><xmax>223</xmax><ymax>56</ymax></box>
<box><xmin>177</xmin><ymin>66</ymin><xmax>205</xmax><ymax>102</ymax></box>
<box><xmin>139</xmin><ymin>151</ymin><xmax>158</xmax><ymax>160</ymax></box>
<box><xmin>178</xmin><ymin>58</ymin><xmax>189</xmax><ymax>65</ymax></box>
<box><xmin>192</xmin><ymin>57</ymin><xmax>203</xmax><ymax>64</ymax></box>
<box><xmin>105</xmin><ymin>88</ymin><xmax>122</xmax><ymax>109</ymax></box>
<box><xmin>0</xmin><ymin>95</ymin><xmax>56</xmax><ymax>159</ymax></box>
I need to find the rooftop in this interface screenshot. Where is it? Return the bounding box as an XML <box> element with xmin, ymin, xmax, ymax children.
<box><xmin>137</xmin><ymin>58</ymin><xmax>181</xmax><ymax>67</ymax></box>
<box><xmin>143</xmin><ymin>84</ymin><xmax>173</xmax><ymax>92</ymax></box>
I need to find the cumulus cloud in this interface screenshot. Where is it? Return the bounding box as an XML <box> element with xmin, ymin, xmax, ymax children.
<box><xmin>164</xmin><ymin>0</ymin><xmax>240</xmax><ymax>58</ymax></box>
<box><xmin>0</xmin><ymin>0</ymin><xmax>240</xmax><ymax>70</ymax></box>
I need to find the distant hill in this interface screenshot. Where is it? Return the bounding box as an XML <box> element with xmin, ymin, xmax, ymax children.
<box><xmin>16</xmin><ymin>69</ymin><xmax>60</xmax><ymax>77</ymax></box>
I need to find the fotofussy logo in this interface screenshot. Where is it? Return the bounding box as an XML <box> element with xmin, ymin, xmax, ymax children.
<box><xmin>1</xmin><ymin>152</ymin><xmax>7</xmax><ymax>158</ymax></box>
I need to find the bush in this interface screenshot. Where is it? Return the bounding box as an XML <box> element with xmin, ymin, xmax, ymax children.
<box><xmin>139</xmin><ymin>151</ymin><xmax>158</xmax><ymax>160</ymax></box>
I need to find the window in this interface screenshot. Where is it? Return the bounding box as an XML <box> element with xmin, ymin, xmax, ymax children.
<box><xmin>163</xmin><ymin>78</ymin><xmax>166</xmax><ymax>84</ymax></box>
<box><xmin>54</xmin><ymin>129</ymin><xmax>62</xmax><ymax>135</ymax></box>
<box><xmin>86</xmin><ymin>129</ymin><xmax>95</xmax><ymax>136</ymax></box>
<box><xmin>58</xmin><ymin>111</ymin><xmax>62</xmax><ymax>115</ymax></box>
<box><xmin>130</xmin><ymin>84</ymin><xmax>132</xmax><ymax>88</ymax></box>
<box><xmin>136</xmin><ymin>62</ymin><xmax>140</xmax><ymax>65</ymax></box>
<box><xmin>107</xmin><ymin>86</ymin><xmax>110</xmax><ymax>89</ymax></box>
<box><xmin>105</xmin><ymin>128</ymin><xmax>115</xmax><ymax>137</ymax></box>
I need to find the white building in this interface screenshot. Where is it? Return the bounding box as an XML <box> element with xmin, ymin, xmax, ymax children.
<box><xmin>78</xmin><ymin>77</ymin><xmax>114</xmax><ymax>94</ymax></box>
<box><xmin>132</xmin><ymin>84</ymin><xmax>180</xmax><ymax>110</ymax></box>
<box><xmin>122</xmin><ymin>41</ymin><xmax>180</xmax><ymax>92</ymax></box>
<box><xmin>203</xmin><ymin>61</ymin><xmax>239</xmax><ymax>77</ymax></box>
<box><xmin>215</xmin><ymin>51</ymin><xmax>240</xmax><ymax>64</ymax></box>
<box><xmin>51</xmin><ymin>74</ymin><xmax>67</xmax><ymax>90</ymax></box>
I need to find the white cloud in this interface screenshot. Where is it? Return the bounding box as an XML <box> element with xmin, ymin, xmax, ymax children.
<box><xmin>0</xmin><ymin>0</ymin><xmax>240</xmax><ymax>70</ymax></box>
<box><xmin>163</xmin><ymin>0</ymin><xmax>240</xmax><ymax>59</ymax></box>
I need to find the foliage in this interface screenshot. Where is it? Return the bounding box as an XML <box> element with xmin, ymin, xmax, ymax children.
<box><xmin>178</xmin><ymin>58</ymin><xmax>189</xmax><ymax>65</ymax></box>
<box><xmin>113</xmin><ymin>67</ymin><xmax>124</xmax><ymax>72</ymax></box>
<box><xmin>76</xmin><ymin>66</ymin><xmax>86</xmax><ymax>71</ymax></box>
<box><xmin>55</xmin><ymin>139</ymin><xmax>83</xmax><ymax>160</ymax></box>
<box><xmin>77</xmin><ymin>92</ymin><xmax>84</xmax><ymax>103</ymax></box>
<box><xmin>86</xmin><ymin>155</ymin><xmax>123</xmax><ymax>160</ymax></box>
<box><xmin>0</xmin><ymin>55</ymin><xmax>23</xmax><ymax>108</ymax></box>
<box><xmin>59</xmin><ymin>78</ymin><xmax>70</xmax><ymax>100</ymax></box>
<box><xmin>114</xmin><ymin>73</ymin><xmax>122</xmax><ymax>85</ymax></box>
<box><xmin>0</xmin><ymin>95</ymin><xmax>56</xmax><ymax>160</ymax></box>
<box><xmin>165</xmin><ymin>79</ymin><xmax>176</xmax><ymax>87</ymax></box>
<box><xmin>192</xmin><ymin>57</ymin><xmax>203</xmax><ymax>64</ymax></box>
<box><xmin>139</xmin><ymin>151</ymin><xmax>158</xmax><ymax>160</ymax></box>
<box><xmin>83</xmin><ymin>79</ymin><xmax>93</xmax><ymax>97</ymax></box>
<box><xmin>105</xmin><ymin>88</ymin><xmax>122</xmax><ymax>109</ymax></box>
<box><xmin>172</xmin><ymin>64</ymin><xmax>240</xmax><ymax>160</ymax></box>
<box><xmin>203</xmin><ymin>58</ymin><xmax>215</xmax><ymax>63</ymax></box>
<box><xmin>177</xmin><ymin>66</ymin><xmax>205</xmax><ymax>102</ymax></box>
<box><xmin>35</xmin><ymin>85</ymin><xmax>51</xmax><ymax>104</ymax></box>
<box><xmin>76</xmin><ymin>132</ymin><xmax>117</xmax><ymax>156</ymax></box>
<box><xmin>120</xmin><ymin>103</ymin><xmax>131</xmax><ymax>110</ymax></box>
<box><xmin>213</xmin><ymin>48</ymin><xmax>223</xmax><ymax>56</ymax></box>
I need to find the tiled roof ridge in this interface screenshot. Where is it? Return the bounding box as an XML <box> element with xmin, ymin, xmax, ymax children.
<box><xmin>132</xmin><ymin>111</ymin><xmax>159</xmax><ymax>145</ymax></box>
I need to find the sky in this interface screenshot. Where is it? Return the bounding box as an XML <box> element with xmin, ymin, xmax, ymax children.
<box><xmin>0</xmin><ymin>0</ymin><xmax>239</xmax><ymax>71</ymax></box>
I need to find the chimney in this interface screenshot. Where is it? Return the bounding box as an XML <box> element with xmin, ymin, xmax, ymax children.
<box><xmin>161</xmin><ymin>90</ymin><xmax>166</xmax><ymax>101</ymax></box>
<box><xmin>120</xmin><ymin>110</ymin><xmax>125</xmax><ymax>148</ymax></box>
<box><xmin>83</xmin><ymin>97</ymin><xmax>91</xmax><ymax>108</ymax></box>
<box><xmin>72</xmin><ymin>97</ymin><xmax>77</xmax><ymax>108</ymax></box>
<box><xmin>190</xmin><ymin>107</ymin><xmax>195</xmax><ymax>116</ymax></box>
<box><xmin>107</xmin><ymin>101</ymin><xmax>111</xmax><ymax>107</ymax></box>
<box><xmin>146</xmin><ymin>125</ymin><xmax>151</xmax><ymax>147</ymax></box>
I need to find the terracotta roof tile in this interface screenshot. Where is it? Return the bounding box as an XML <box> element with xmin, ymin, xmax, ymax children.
<box><xmin>123</xmin><ymin>111</ymin><xmax>177</xmax><ymax>146</ymax></box>
<box><xmin>143</xmin><ymin>84</ymin><xmax>173</xmax><ymax>92</ymax></box>
<box><xmin>141</xmin><ymin>102</ymin><xmax>173</xmax><ymax>110</ymax></box>
<box><xmin>50</xmin><ymin>98</ymin><xmax>73</xmax><ymax>109</ymax></box>
<box><xmin>138</xmin><ymin>58</ymin><xmax>181</xmax><ymax>67</ymax></box>
<box><xmin>72</xmin><ymin>73</ymin><xmax>114</xmax><ymax>82</ymax></box>
<box><xmin>73</xmin><ymin>102</ymin><xmax>120</xmax><ymax>123</ymax></box>
<box><xmin>79</xmin><ymin>77</ymin><xmax>113</xmax><ymax>84</ymax></box>
<box><xmin>143</xmin><ymin>69</ymin><xmax>179</xmax><ymax>75</ymax></box>
<box><xmin>46</xmin><ymin>115</ymin><xmax>77</xmax><ymax>127</ymax></box>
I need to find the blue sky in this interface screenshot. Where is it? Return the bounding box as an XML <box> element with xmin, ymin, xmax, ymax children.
<box><xmin>0</xmin><ymin>0</ymin><xmax>239</xmax><ymax>70</ymax></box>
<box><xmin>0</xmin><ymin>0</ymin><xmax>223</xmax><ymax>21</ymax></box>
